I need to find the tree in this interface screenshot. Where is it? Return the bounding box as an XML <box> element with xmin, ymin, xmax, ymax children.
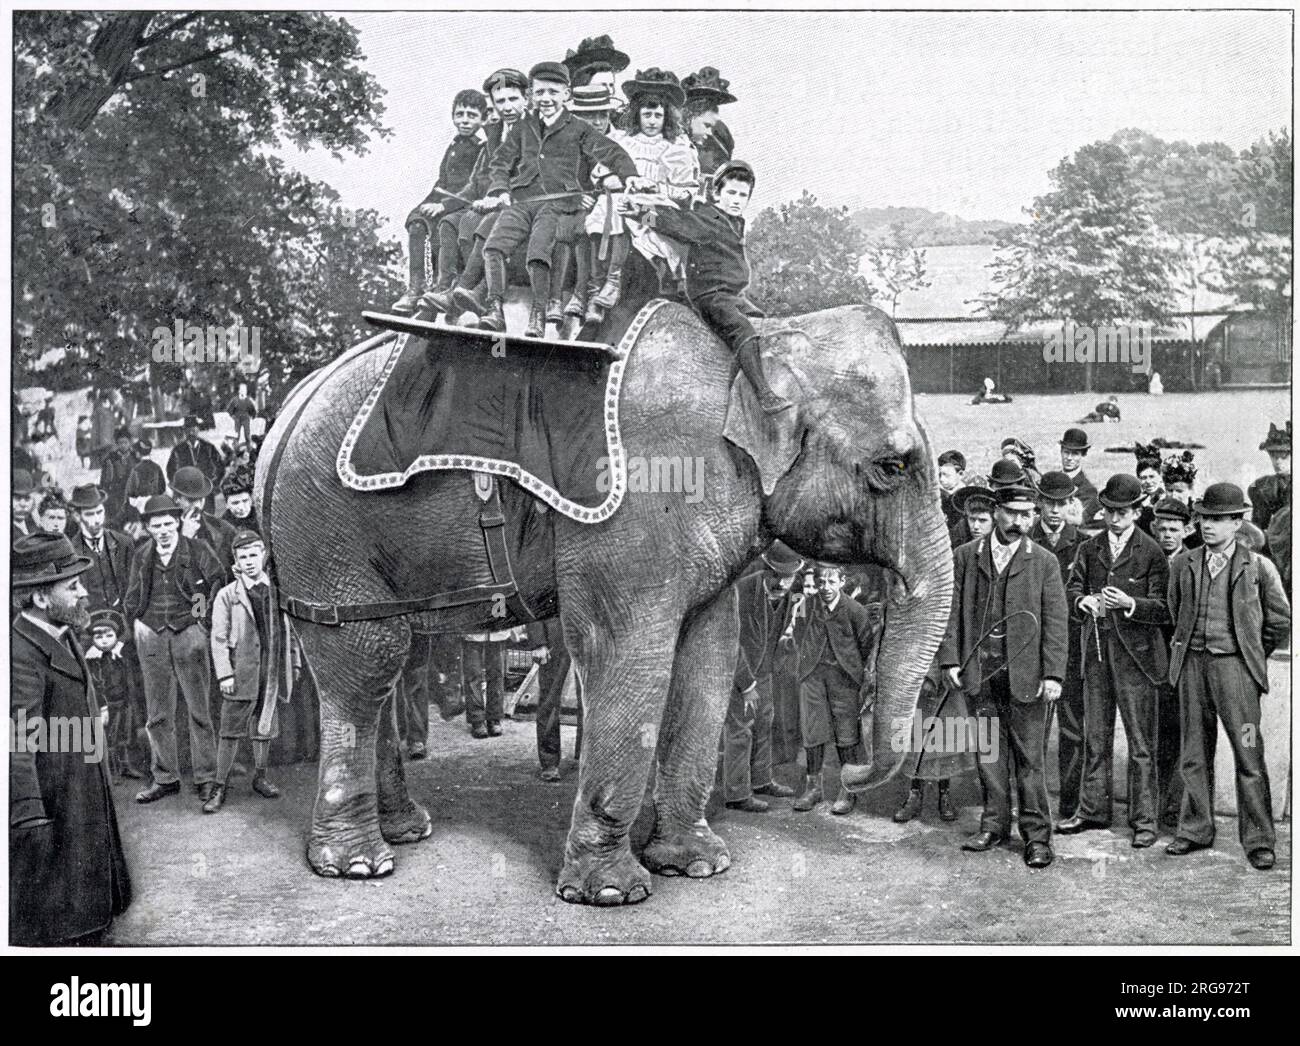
<box><xmin>863</xmin><ymin>222</ymin><xmax>932</xmax><ymax>317</ymax></box>
<box><xmin>13</xmin><ymin>12</ymin><xmax>398</xmax><ymax>403</ymax></box>
<box><xmin>747</xmin><ymin>191</ymin><xmax>873</xmax><ymax>316</ymax></box>
<box><xmin>976</xmin><ymin>141</ymin><xmax>1181</xmax><ymax>333</ymax></box>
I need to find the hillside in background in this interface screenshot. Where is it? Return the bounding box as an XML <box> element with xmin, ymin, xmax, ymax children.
<box><xmin>853</xmin><ymin>206</ymin><xmax>1020</xmax><ymax>246</ymax></box>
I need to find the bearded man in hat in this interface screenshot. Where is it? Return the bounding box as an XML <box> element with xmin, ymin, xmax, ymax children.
<box><xmin>1062</xmin><ymin>474</ymin><xmax>1170</xmax><ymax>848</ymax></box>
<box><xmin>165</xmin><ymin>415</ymin><xmax>223</xmax><ymax>513</ymax></box>
<box><xmin>99</xmin><ymin>425</ymin><xmax>139</xmax><ymax>523</ymax></box>
<box><xmin>1165</xmin><ymin>483</ymin><xmax>1290</xmax><ymax>871</ymax></box>
<box><xmin>205</xmin><ymin>531</ymin><xmax>286</xmax><ymax>813</ymax></box>
<box><xmin>939</xmin><ymin>484</ymin><xmax>1066</xmax><ymax>867</ymax></box>
<box><xmin>722</xmin><ymin>542</ymin><xmax>804</xmax><ymax>812</ymax></box>
<box><xmin>1030</xmin><ymin>471</ymin><xmax>1087</xmax><ymax>820</ymax></box>
<box><xmin>11</xmin><ymin>533</ymin><xmax>132</xmax><ymax>945</ymax></box>
<box><xmin>69</xmin><ymin>484</ymin><xmax>135</xmax><ymax>613</ymax></box>
<box><xmin>171</xmin><ymin>465</ymin><xmax>237</xmax><ymax>574</ymax></box>
<box><xmin>12</xmin><ymin>468</ymin><xmax>37</xmax><ymax>542</ymax></box>
<box><xmin>465</xmin><ymin>61</ymin><xmax>637</xmax><ymax>337</ymax></box>
<box><xmin>1248</xmin><ymin>421</ymin><xmax>1290</xmax><ymax>532</ymax></box>
<box><xmin>1058</xmin><ymin>427</ymin><xmax>1101</xmax><ymax>529</ymax></box>
<box><xmin>123</xmin><ymin>495</ymin><xmax>226</xmax><ymax>805</ymax></box>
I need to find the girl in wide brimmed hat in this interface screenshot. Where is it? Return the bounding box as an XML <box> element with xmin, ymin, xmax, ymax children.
<box><xmin>582</xmin><ymin>68</ymin><xmax>700</xmax><ymax>324</ymax></box>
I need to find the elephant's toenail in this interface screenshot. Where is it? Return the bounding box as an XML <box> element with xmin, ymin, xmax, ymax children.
<box><xmin>714</xmin><ymin>854</ymin><xmax>732</xmax><ymax>872</ymax></box>
<box><xmin>626</xmin><ymin>884</ymin><xmax>650</xmax><ymax>904</ymax></box>
<box><xmin>594</xmin><ymin>887</ymin><xmax>624</xmax><ymax>906</ymax></box>
<box><xmin>558</xmin><ymin>886</ymin><xmax>582</xmax><ymax>903</ymax></box>
<box><xmin>346</xmin><ymin>860</ymin><xmax>372</xmax><ymax>878</ymax></box>
<box><xmin>685</xmin><ymin>859</ymin><xmax>714</xmax><ymax>878</ymax></box>
<box><xmin>375</xmin><ymin>858</ymin><xmax>394</xmax><ymax>876</ymax></box>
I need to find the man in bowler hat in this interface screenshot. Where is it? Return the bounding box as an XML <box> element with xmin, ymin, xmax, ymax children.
<box><xmin>68</xmin><ymin>484</ymin><xmax>135</xmax><ymax>613</ymax></box>
<box><xmin>1165</xmin><ymin>483</ymin><xmax>1290</xmax><ymax>870</ymax></box>
<box><xmin>11</xmin><ymin>533</ymin><xmax>132</xmax><ymax>944</ymax></box>
<box><xmin>1062</xmin><ymin>474</ymin><xmax>1170</xmax><ymax>848</ymax></box>
<box><xmin>940</xmin><ymin>485</ymin><xmax>1067</xmax><ymax>868</ymax></box>
<box><xmin>1059</xmin><ymin>427</ymin><xmax>1102</xmax><ymax>530</ymax></box>
<box><xmin>12</xmin><ymin>468</ymin><xmax>37</xmax><ymax>542</ymax></box>
<box><xmin>165</xmin><ymin>415</ymin><xmax>223</xmax><ymax>513</ymax></box>
<box><xmin>170</xmin><ymin>465</ymin><xmax>237</xmax><ymax>573</ymax></box>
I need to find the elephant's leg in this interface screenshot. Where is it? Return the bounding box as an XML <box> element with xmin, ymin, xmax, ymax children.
<box><xmin>300</xmin><ymin>619</ymin><xmax>414</xmax><ymax>879</ymax></box>
<box><xmin>377</xmin><ymin>679</ymin><xmax>433</xmax><ymax>845</ymax></box>
<box><xmin>557</xmin><ymin>617</ymin><xmax>679</xmax><ymax>907</ymax></box>
<box><xmin>644</xmin><ymin>585</ymin><xmax>737</xmax><ymax>878</ymax></box>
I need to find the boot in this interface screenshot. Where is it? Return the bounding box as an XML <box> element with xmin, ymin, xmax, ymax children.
<box><xmin>251</xmin><ymin>770</ymin><xmax>280</xmax><ymax>799</ymax></box>
<box><xmin>583</xmin><ymin>298</ymin><xmax>606</xmax><ymax>326</ymax></box>
<box><xmin>792</xmin><ymin>773</ymin><xmax>823</xmax><ymax>812</ymax></box>
<box><xmin>547</xmin><ymin>243</ymin><xmax>572</xmax><ymax>325</ymax></box>
<box><xmin>736</xmin><ymin>336</ymin><xmax>794</xmax><ymax>414</ymax></box>
<box><xmin>392</xmin><ymin>287</ymin><xmax>422</xmax><ymax>315</ymax></box>
<box><xmin>201</xmin><ymin>783</ymin><xmax>226</xmax><ymax>814</ymax></box>
<box><xmin>893</xmin><ymin>786</ymin><xmax>924</xmax><ymax>823</ymax></box>
<box><xmin>937</xmin><ymin>784</ymin><xmax>957</xmax><ymax>822</ymax></box>
<box><xmin>421</xmin><ymin>282</ymin><xmax>457</xmax><ymax>315</ymax></box>
<box><xmin>392</xmin><ymin>231</ymin><xmax>426</xmax><ymax>314</ymax></box>
<box><xmin>831</xmin><ymin>785</ymin><xmax>856</xmax><ymax>815</ymax></box>
<box><xmin>525</xmin><ymin>262</ymin><xmax>550</xmax><ymax>337</ymax></box>
<box><xmin>452</xmin><ymin>282</ymin><xmax>486</xmax><ymax>320</ymax></box>
<box><xmin>525</xmin><ymin>301</ymin><xmax>546</xmax><ymax>338</ymax></box>
<box><xmin>480</xmin><ymin>296</ymin><xmax>506</xmax><ymax>333</ymax></box>
<box><xmin>591</xmin><ymin>234</ymin><xmax>629</xmax><ymax>309</ymax></box>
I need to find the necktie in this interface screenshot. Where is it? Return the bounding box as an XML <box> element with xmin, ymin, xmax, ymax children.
<box><xmin>992</xmin><ymin>541</ymin><xmax>1012</xmax><ymax>574</ymax></box>
<box><xmin>1207</xmin><ymin>551</ymin><xmax>1229</xmax><ymax>579</ymax></box>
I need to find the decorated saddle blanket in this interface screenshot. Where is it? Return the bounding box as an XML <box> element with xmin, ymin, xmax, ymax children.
<box><xmin>337</xmin><ymin>301</ymin><xmax>669</xmax><ymax>523</ymax></box>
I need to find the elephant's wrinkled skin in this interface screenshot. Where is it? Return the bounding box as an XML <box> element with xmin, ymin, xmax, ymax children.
<box><xmin>256</xmin><ymin>302</ymin><xmax>953</xmax><ymax>904</ymax></box>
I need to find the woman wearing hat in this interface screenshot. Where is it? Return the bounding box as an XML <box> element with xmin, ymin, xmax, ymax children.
<box><xmin>562</xmin><ymin>34</ymin><xmax>631</xmax><ymax>93</ymax></box>
<box><xmin>11</xmin><ymin>533</ymin><xmax>132</xmax><ymax>944</ymax></box>
<box><xmin>681</xmin><ymin>66</ymin><xmax>738</xmax><ymax>181</ymax></box>
<box><xmin>583</xmin><ymin>68</ymin><xmax>700</xmax><ymax>324</ymax></box>
<box><xmin>1248</xmin><ymin>420</ymin><xmax>1290</xmax><ymax>531</ymax></box>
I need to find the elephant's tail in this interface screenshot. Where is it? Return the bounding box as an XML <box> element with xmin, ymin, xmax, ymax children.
<box><xmin>257</xmin><ymin>567</ymin><xmax>298</xmax><ymax>733</ymax></box>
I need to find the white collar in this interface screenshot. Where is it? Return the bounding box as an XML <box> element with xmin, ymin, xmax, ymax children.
<box><xmin>820</xmin><ymin>593</ymin><xmax>841</xmax><ymax>614</ymax></box>
<box><xmin>239</xmin><ymin>571</ymin><xmax>270</xmax><ymax>590</ymax></box>
<box><xmin>21</xmin><ymin>611</ymin><xmax>68</xmax><ymax>640</ymax></box>
<box><xmin>1108</xmin><ymin>525</ymin><xmax>1135</xmax><ymax>549</ymax></box>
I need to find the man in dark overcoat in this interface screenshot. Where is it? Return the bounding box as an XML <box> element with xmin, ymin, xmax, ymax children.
<box><xmin>165</xmin><ymin>415</ymin><xmax>223</xmax><ymax>513</ymax></box>
<box><xmin>939</xmin><ymin>485</ymin><xmax>1068</xmax><ymax>868</ymax></box>
<box><xmin>68</xmin><ymin>484</ymin><xmax>135</xmax><ymax>613</ymax></box>
<box><xmin>10</xmin><ymin>533</ymin><xmax>132</xmax><ymax>945</ymax></box>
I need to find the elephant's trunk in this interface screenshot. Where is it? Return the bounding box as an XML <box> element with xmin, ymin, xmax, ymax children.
<box><xmin>842</xmin><ymin>500</ymin><xmax>953</xmax><ymax>792</ymax></box>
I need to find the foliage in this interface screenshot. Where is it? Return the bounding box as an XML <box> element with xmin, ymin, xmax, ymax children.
<box><xmin>863</xmin><ymin>222</ymin><xmax>932</xmax><ymax>317</ymax></box>
<box><xmin>853</xmin><ymin>206</ymin><xmax>1016</xmax><ymax>247</ymax></box>
<box><xmin>748</xmin><ymin>191</ymin><xmax>873</xmax><ymax>316</ymax></box>
<box><xmin>13</xmin><ymin>11</ymin><xmax>401</xmax><ymax>405</ymax></box>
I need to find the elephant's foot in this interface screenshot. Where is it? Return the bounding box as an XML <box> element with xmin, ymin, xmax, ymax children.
<box><xmin>307</xmin><ymin>802</ymin><xmax>396</xmax><ymax>880</ymax></box>
<box><xmin>380</xmin><ymin>799</ymin><xmax>433</xmax><ymax>845</ymax></box>
<box><xmin>556</xmin><ymin>847</ymin><xmax>653</xmax><ymax>906</ymax></box>
<box><xmin>643</xmin><ymin>820</ymin><xmax>731</xmax><ymax>879</ymax></box>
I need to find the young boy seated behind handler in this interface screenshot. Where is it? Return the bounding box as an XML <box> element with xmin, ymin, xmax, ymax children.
<box><xmin>635</xmin><ymin>160</ymin><xmax>792</xmax><ymax>414</ymax></box>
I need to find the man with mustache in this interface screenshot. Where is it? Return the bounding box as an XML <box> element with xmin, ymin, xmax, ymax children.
<box><xmin>11</xmin><ymin>533</ymin><xmax>132</xmax><ymax>945</ymax></box>
<box><xmin>940</xmin><ymin>485</ymin><xmax>1067</xmax><ymax>868</ymax></box>
<box><xmin>1062</xmin><ymin>474</ymin><xmax>1170</xmax><ymax>849</ymax></box>
<box><xmin>69</xmin><ymin>484</ymin><xmax>134</xmax><ymax>613</ymax></box>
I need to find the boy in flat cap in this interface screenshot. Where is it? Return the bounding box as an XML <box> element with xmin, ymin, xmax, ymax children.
<box><xmin>466</xmin><ymin>61</ymin><xmax>637</xmax><ymax>337</ymax></box>
<box><xmin>205</xmin><ymin>531</ymin><xmax>283</xmax><ymax>813</ymax></box>
<box><xmin>1165</xmin><ymin>484</ymin><xmax>1290</xmax><ymax>870</ymax></box>
<box><xmin>393</xmin><ymin>89</ymin><xmax>489</xmax><ymax>315</ymax></box>
<box><xmin>1062</xmin><ymin>474</ymin><xmax>1170</xmax><ymax>848</ymax></box>
<box><xmin>636</xmin><ymin>159</ymin><xmax>792</xmax><ymax>414</ymax></box>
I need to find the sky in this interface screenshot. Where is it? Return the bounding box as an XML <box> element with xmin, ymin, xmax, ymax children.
<box><xmin>284</xmin><ymin>8</ymin><xmax>1291</xmax><ymax>238</ymax></box>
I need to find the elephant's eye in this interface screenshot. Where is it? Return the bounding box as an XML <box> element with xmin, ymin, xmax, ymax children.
<box><xmin>859</xmin><ymin>455</ymin><xmax>910</xmax><ymax>492</ymax></box>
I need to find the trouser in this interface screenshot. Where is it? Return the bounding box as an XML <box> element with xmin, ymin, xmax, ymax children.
<box><xmin>106</xmin><ymin>699</ymin><xmax>147</xmax><ymax>776</ymax></box>
<box><xmin>1175</xmin><ymin>650</ymin><xmax>1274</xmax><ymax>854</ymax></box>
<box><xmin>462</xmin><ymin>640</ymin><xmax>506</xmax><ymax>724</ymax></box>
<box><xmin>535</xmin><ymin>643</ymin><xmax>584</xmax><ymax>769</ymax></box>
<box><xmin>396</xmin><ymin>632</ymin><xmax>433</xmax><ymax>747</ymax></box>
<box><xmin>452</xmin><ymin>211</ymin><xmax>499</xmax><ymax>292</ymax></box>
<box><xmin>722</xmin><ymin>678</ymin><xmax>776</xmax><ymax>802</ymax></box>
<box><xmin>134</xmin><ymin>621</ymin><xmax>218</xmax><ymax>785</ymax></box>
<box><xmin>483</xmin><ymin>198</ymin><xmax>573</xmax><ymax>273</ymax></box>
<box><xmin>233</xmin><ymin>416</ymin><xmax>252</xmax><ymax>445</ymax></box>
<box><xmin>433</xmin><ymin>214</ymin><xmax>464</xmax><ymax>289</ymax></box>
<box><xmin>216</xmin><ymin>698</ymin><xmax>273</xmax><ymax>784</ymax></box>
<box><xmin>1078</xmin><ymin>634</ymin><xmax>1159</xmax><ymax>833</ymax></box>
<box><xmin>1156</xmin><ymin>680</ymin><xmax>1184</xmax><ymax>826</ymax></box>
<box><xmin>1052</xmin><ymin>633</ymin><xmax>1086</xmax><ymax>818</ymax></box>
<box><xmin>693</xmin><ymin>290</ymin><xmax>762</xmax><ymax>354</ymax></box>
<box><xmin>974</xmin><ymin>674</ymin><xmax>1052</xmax><ymax>844</ymax></box>
<box><xmin>798</xmin><ymin>662</ymin><xmax>862</xmax><ymax>748</ymax></box>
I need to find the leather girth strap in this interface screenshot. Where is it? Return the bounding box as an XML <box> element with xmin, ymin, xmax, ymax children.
<box><xmin>281</xmin><ymin>473</ymin><xmax>536</xmax><ymax>627</ymax></box>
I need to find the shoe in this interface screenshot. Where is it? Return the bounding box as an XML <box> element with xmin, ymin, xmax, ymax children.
<box><xmin>407</xmin><ymin>741</ymin><xmax>427</xmax><ymax>761</ymax></box>
<box><xmin>1165</xmin><ymin>837</ymin><xmax>1211</xmax><ymax>856</ymax></box>
<box><xmin>470</xmin><ymin>722</ymin><xmax>489</xmax><ymax>740</ymax></box>
<box><xmin>759</xmin><ymin>389</ymin><xmax>795</xmax><ymax>415</ymax></box>
<box><xmin>1024</xmin><ymin>842</ymin><xmax>1054</xmax><ymax>868</ymax></box>
<box><xmin>1056</xmin><ymin>815</ymin><xmax>1108</xmax><ymax>835</ymax></box>
<box><xmin>792</xmin><ymin>775</ymin><xmax>823</xmax><ymax>812</ymax></box>
<box><xmin>893</xmin><ymin>788</ymin><xmax>923</xmax><ymax>823</ymax></box>
<box><xmin>487</xmin><ymin>721</ymin><xmax>503</xmax><ymax>737</ymax></box>
<box><xmin>452</xmin><ymin>284</ymin><xmax>485</xmax><ymax>318</ymax></box>
<box><xmin>545</xmin><ymin>298</ymin><xmax>564</xmax><ymax>324</ymax></box>
<box><xmin>937</xmin><ymin>789</ymin><xmax>958</xmax><ymax>822</ymax></box>
<box><xmin>135</xmin><ymin>781</ymin><xmax>180</xmax><ymax>804</ymax></box>
<box><xmin>1131</xmin><ymin>830</ymin><xmax>1157</xmax><ymax>849</ymax></box>
<box><xmin>422</xmin><ymin>287</ymin><xmax>457</xmax><ymax>315</ymax></box>
<box><xmin>830</xmin><ymin>786</ymin><xmax>856</xmax><ymax>815</ymax></box>
<box><xmin>197</xmin><ymin>781</ymin><xmax>218</xmax><ymax>803</ymax></box>
<box><xmin>251</xmin><ymin>771</ymin><xmax>280</xmax><ymax>799</ymax></box>
<box><xmin>564</xmin><ymin>293</ymin><xmax>587</xmax><ymax>318</ymax></box>
<box><xmin>725</xmin><ymin>796</ymin><xmax>770</xmax><ymax>813</ymax></box>
<box><xmin>591</xmin><ymin>272</ymin><xmax>623</xmax><ymax>310</ymax></box>
<box><xmin>962</xmin><ymin>831</ymin><xmax>1002</xmax><ymax>852</ymax></box>
<box><xmin>201</xmin><ymin>784</ymin><xmax>226</xmax><ymax>814</ymax></box>
<box><xmin>391</xmin><ymin>291</ymin><xmax>422</xmax><ymax>315</ymax></box>
<box><xmin>439</xmin><ymin>699</ymin><xmax>466</xmax><ymax>722</ymax></box>
<box><xmin>539</xmin><ymin>766</ymin><xmax>562</xmax><ymax>783</ymax></box>
<box><xmin>753</xmin><ymin>781</ymin><xmax>796</xmax><ymax>798</ymax></box>
<box><xmin>524</xmin><ymin>302</ymin><xmax>546</xmax><ymax>338</ymax></box>
<box><xmin>479</xmin><ymin>297</ymin><xmax>506</xmax><ymax>333</ymax></box>
<box><xmin>1247</xmin><ymin>848</ymin><xmax>1275</xmax><ymax>870</ymax></box>
<box><xmin>120</xmin><ymin>767</ymin><xmax>145</xmax><ymax>781</ymax></box>
<box><xmin>583</xmin><ymin>299</ymin><xmax>605</xmax><ymax>326</ymax></box>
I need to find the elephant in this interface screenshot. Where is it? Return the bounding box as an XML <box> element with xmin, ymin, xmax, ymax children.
<box><xmin>255</xmin><ymin>299</ymin><xmax>953</xmax><ymax>905</ymax></box>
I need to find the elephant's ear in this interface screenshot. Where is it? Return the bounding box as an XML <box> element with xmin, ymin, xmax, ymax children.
<box><xmin>723</xmin><ymin>360</ymin><xmax>807</xmax><ymax>497</ymax></box>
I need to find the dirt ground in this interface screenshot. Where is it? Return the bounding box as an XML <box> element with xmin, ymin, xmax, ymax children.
<box><xmin>103</xmin><ymin>711</ymin><xmax>1289</xmax><ymax>947</ymax></box>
